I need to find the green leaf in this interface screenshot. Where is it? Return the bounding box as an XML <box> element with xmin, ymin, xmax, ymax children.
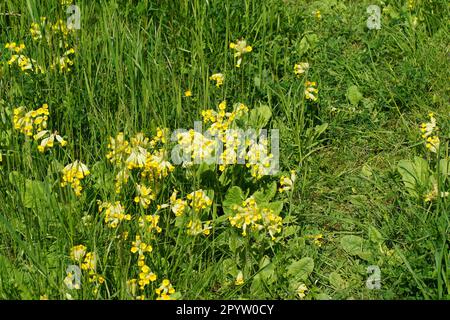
<box><xmin>439</xmin><ymin>158</ymin><xmax>450</xmax><ymax>176</ymax></box>
<box><xmin>340</xmin><ymin>235</ymin><xmax>372</xmax><ymax>261</ymax></box>
<box><xmin>329</xmin><ymin>272</ymin><xmax>347</xmax><ymax>290</ymax></box>
<box><xmin>397</xmin><ymin>157</ymin><xmax>431</xmax><ymax>198</ymax></box>
<box><xmin>346</xmin><ymin>85</ymin><xmax>363</xmax><ymax>105</ymax></box>
<box><xmin>340</xmin><ymin>235</ymin><xmax>364</xmax><ymax>255</ymax></box>
<box><xmin>252</xmin><ymin>181</ymin><xmax>277</xmax><ymax>204</ymax></box>
<box><xmin>263</xmin><ymin>201</ymin><xmax>284</xmax><ymax>215</ymax></box>
<box><xmin>24</xmin><ymin>179</ymin><xmax>46</xmax><ymax>209</ymax></box>
<box><xmin>368</xmin><ymin>225</ymin><xmax>384</xmax><ymax>244</ymax></box>
<box><xmin>286</xmin><ymin>257</ymin><xmax>314</xmax><ymax>281</ymax></box>
<box><xmin>249</xmin><ymin>104</ymin><xmax>272</xmax><ymax>129</ymax></box>
<box><xmin>223</xmin><ymin>186</ymin><xmax>244</xmax><ymax>215</ymax></box>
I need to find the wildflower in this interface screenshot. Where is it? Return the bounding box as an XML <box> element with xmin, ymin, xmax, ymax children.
<box><xmin>106</xmin><ymin>132</ymin><xmax>131</xmax><ymax>165</ymax></box>
<box><xmin>134</xmin><ymin>184</ymin><xmax>156</xmax><ymax>209</ymax></box>
<box><xmin>81</xmin><ymin>252</ymin><xmax>96</xmax><ymax>272</ymax></box>
<box><xmin>314</xmin><ymin>10</ymin><xmax>322</xmax><ymax>20</ymax></box>
<box><xmin>50</xmin><ymin>48</ymin><xmax>75</xmax><ymax>72</ymax></box>
<box><xmin>34</xmin><ymin>130</ymin><xmax>67</xmax><ymax>153</ymax></box>
<box><xmin>186</xmin><ymin>219</ymin><xmax>212</xmax><ymax>236</ymax></box>
<box><xmin>169</xmin><ymin>190</ymin><xmax>187</xmax><ymax>217</ymax></box>
<box><xmin>184</xmin><ymin>90</ymin><xmax>192</xmax><ymax>97</ymax></box>
<box><xmin>155</xmin><ymin>279</ymin><xmax>176</xmax><ymax>300</ymax></box>
<box><xmin>304</xmin><ymin>81</ymin><xmax>318</xmax><ymax>101</ymax></box>
<box><xmin>61</xmin><ymin>160</ymin><xmax>90</xmax><ymax>196</ymax></box>
<box><xmin>142</xmin><ymin>150</ymin><xmax>174</xmax><ymax>180</ymax></box>
<box><xmin>297</xmin><ymin>283</ymin><xmax>308</xmax><ymax>299</ymax></box>
<box><xmin>70</xmin><ymin>245</ymin><xmax>87</xmax><ymax>262</ymax></box>
<box><xmin>229</xmin><ymin>39</ymin><xmax>252</xmax><ymax>68</ymax></box>
<box><xmin>30</xmin><ymin>22</ymin><xmax>42</xmax><ymax>40</ymax></box>
<box><xmin>245</xmin><ymin>137</ymin><xmax>274</xmax><ymax>179</ymax></box>
<box><xmin>426</xmin><ymin>136</ymin><xmax>440</xmax><ymax>153</ymax></box>
<box><xmin>176</xmin><ymin>130</ymin><xmax>217</xmax><ymax>165</ymax></box>
<box><xmin>235</xmin><ymin>271</ymin><xmax>244</xmax><ymax>286</ymax></box>
<box><xmin>420</xmin><ymin>113</ymin><xmax>438</xmax><ymax>138</ymax></box>
<box><xmin>209</xmin><ymin>73</ymin><xmax>225</xmax><ymax>87</ymax></box>
<box><xmin>131</xmin><ymin>235</ymin><xmax>153</xmax><ymax>255</ymax></box>
<box><xmin>306</xmin><ymin>234</ymin><xmax>324</xmax><ymax>247</ymax></box>
<box><xmin>5</xmin><ymin>42</ymin><xmax>25</xmax><ymax>53</ymax></box>
<box><xmin>138</xmin><ymin>265</ymin><xmax>157</xmax><ymax>290</ymax></box>
<box><xmin>64</xmin><ymin>271</ymin><xmax>81</xmax><ymax>290</ymax></box>
<box><xmin>114</xmin><ymin>168</ymin><xmax>130</xmax><ymax>193</ymax></box>
<box><xmin>279</xmin><ymin>171</ymin><xmax>296</xmax><ymax>193</ymax></box>
<box><xmin>138</xmin><ymin>215</ymin><xmax>162</xmax><ymax>234</ymax></box>
<box><xmin>187</xmin><ymin>189</ymin><xmax>213</xmax><ymax>212</ymax></box>
<box><xmin>229</xmin><ymin>196</ymin><xmax>283</xmax><ymax>240</ymax></box>
<box><xmin>98</xmin><ymin>201</ymin><xmax>131</xmax><ymax>228</ymax></box>
<box><xmin>13</xmin><ymin>104</ymin><xmax>49</xmax><ymax>137</ymax></box>
<box><xmin>294</xmin><ymin>62</ymin><xmax>309</xmax><ymax>76</ymax></box>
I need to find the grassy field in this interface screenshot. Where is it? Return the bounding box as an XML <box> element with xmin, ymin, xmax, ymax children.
<box><xmin>0</xmin><ymin>0</ymin><xmax>448</xmax><ymax>300</ymax></box>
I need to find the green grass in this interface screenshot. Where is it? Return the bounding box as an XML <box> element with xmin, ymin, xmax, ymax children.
<box><xmin>0</xmin><ymin>0</ymin><xmax>448</xmax><ymax>300</ymax></box>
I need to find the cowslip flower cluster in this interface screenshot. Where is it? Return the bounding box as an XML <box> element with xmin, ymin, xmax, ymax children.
<box><xmin>187</xmin><ymin>189</ymin><xmax>213</xmax><ymax>212</ymax></box>
<box><xmin>66</xmin><ymin>246</ymin><xmax>104</xmax><ymax>292</ymax></box>
<box><xmin>420</xmin><ymin>113</ymin><xmax>440</xmax><ymax>153</ymax></box>
<box><xmin>5</xmin><ymin>42</ymin><xmax>45</xmax><ymax>74</ymax></box>
<box><xmin>229</xmin><ymin>39</ymin><xmax>252</xmax><ymax>68</ymax></box>
<box><xmin>176</xmin><ymin>130</ymin><xmax>217</xmax><ymax>166</ymax></box>
<box><xmin>304</xmin><ymin>81</ymin><xmax>319</xmax><ymax>101</ymax></box>
<box><xmin>61</xmin><ymin>160</ymin><xmax>90</xmax><ymax>196</ymax></box>
<box><xmin>245</xmin><ymin>136</ymin><xmax>274</xmax><ymax>179</ymax></box>
<box><xmin>278</xmin><ymin>171</ymin><xmax>296</xmax><ymax>193</ymax></box>
<box><xmin>106</xmin><ymin>131</ymin><xmax>173</xmax><ymax>193</ymax></box>
<box><xmin>155</xmin><ymin>279</ymin><xmax>176</xmax><ymax>300</ymax></box>
<box><xmin>169</xmin><ymin>190</ymin><xmax>188</xmax><ymax>217</ymax></box>
<box><xmin>98</xmin><ymin>201</ymin><xmax>131</xmax><ymax>228</ymax></box>
<box><xmin>229</xmin><ymin>196</ymin><xmax>283</xmax><ymax>240</ymax></box>
<box><xmin>186</xmin><ymin>219</ymin><xmax>212</xmax><ymax>236</ymax></box>
<box><xmin>138</xmin><ymin>215</ymin><xmax>162</xmax><ymax>235</ymax></box>
<box><xmin>50</xmin><ymin>48</ymin><xmax>76</xmax><ymax>72</ymax></box>
<box><xmin>294</xmin><ymin>62</ymin><xmax>309</xmax><ymax>76</ymax></box>
<box><xmin>14</xmin><ymin>103</ymin><xmax>68</xmax><ymax>153</ymax></box>
<box><xmin>209</xmin><ymin>73</ymin><xmax>225</xmax><ymax>87</ymax></box>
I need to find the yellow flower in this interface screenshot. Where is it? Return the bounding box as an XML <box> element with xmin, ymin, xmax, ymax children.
<box><xmin>106</xmin><ymin>132</ymin><xmax>131</xmax><ymax>165</ymax></box>
<box><xmin>131</xmin><ymin>235</ymin><xmax>153</xmax><ymax>255</ymax></box>
<box><xmin>70</xmin><ymin>245</ymin><xmax>87</xmax><ymax>262</ymax></box>
<box><xmin>138</xmin><ymin>215</ymin><xmax>162</xmax><ymax>234</ymax></box>
<box><xmin>229</xmin><ymin>39</ymin><xmax>252</xmax><ymax>68</ymax></box>
<box><xmin>138</xmin><ymin>264</ymin><xmax>157</xmax><ymax>290</ymax></box>
<box><xmin>184</xmin><ymin>90</ymin><xmax>192</xmax><ymax>97</ymax></box>
<box><xmin>209</xmin><ymin>73</ymin><xmax>225</xmax><ymax>87</ymax></box>
<box><xmin>279</xmin><ymin>170</ymin><xmax>296</xmax><ymax>193</ymax></box>
<box><xmin>61</xmin><ymin>160</ymin><xmax>90</xmax><ymax>197</ymax></box>
<box><xmin>186</xmin><ymin>219</ymin><xmax>212</xmax><ymax>236</ymax></box>
<box><xmin>187</xmin><ymin>189</ymin><xmax>213</xmax><ymax>212</ymax></box>
<box><xmin>426</xmin><ymin>136</ymin><xmax>440</xmax><ymax>153</ymax></box>
<box><xmin>134</xmin><ymin>184</ymin><xmax>156</xmax><ymax>209</ymax></box>
<box><xmin>155</xmin><ymin>279</ymin><xmax>176</xmax><ymax>300</ymax></box>
<box><xmin>297</xmin><ymin>283</ymin><xmax>308</xmax><ymax>299</ymax></box>
<box><xmin>235</xmin><ymin>271</ymin><xmax>244</xmax><ymax>286</ymax></box>
<box><xmin>294</xmin><ymin>62</ymin><xmax>309</xmax><ymax>76</ymax></box>
<box><xmin>304</xmin><ymin>81</ymin><xmax>318</xmax><ymax>101</ymax></box>
<box><xmin>314</xmin><ymin>10</ymin><xmax>322</xmax><ymax>20</ymax></box>
<box><xmin>98</xmin><ymin>201</ymin><xmax>131</xmax><ymax>228</ymax></box>
<box><xmin>81</xmin><ymin>252</ymin><xmax>96</xmax><ymax>271</ymax></box>
<box><xmin>34</xmin><ymin>130</ymin><xmax>67</xmax><ymax>153</ymax></box>
<box><xmin>169</xmin><ymin>190</ymin><xmax>187</xmax><ymax>217</ymax></box>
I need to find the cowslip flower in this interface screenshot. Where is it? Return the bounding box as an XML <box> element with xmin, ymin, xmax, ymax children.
<box><xmin>70</xmin><ymin>245</ymin><xmax>87</xmax><ymax>262</ymax></box>
<box><xmin>279</xmin><ymin>171</ymin><xmax>297</xmax><ymax>193</ymax></box>
<box><xmin>61</xmin><ymin>160</ymin><xmax>90</xmax><ymax>196</ymax></box>
<box><xmin>186</xmin><ymin>219</ymin><xmax>212</xmax><ymax>236</ymax></box>
<box><xmin>235</xmin><ymin>271</ymin><xmax>244</xmax><ymax>286</ymax></box>
<box><xmin>169</xmin><ymin>190</ymin><xmax>187</xmax><ymax>217</ymax></box>
<box><xmin>131</xmin><ymin>235</ymin><xmax>153</xmax><ymax>256</ymax></box>
<box><xmin>294</xmin><ymin>62</ymin><xmax>309</xmax><ymax>76</ymax></box>
<box><xmin>138</xmin><ymin>215</ymin><xmax>162</xmax><ymax>234</ymax></box>
<box><xmin>155</xmin><ymin>279</ymin><xmax>176</xmax><ymax>300</ymax></box>
<box><xmin>187</xmin><ymin>189</ymin><xmax>212</xmax><ymax>212</ymax></box>
<box><xmin>134</xmin><ymin>184</ymin><xmax>156</xmax><ymax>209</ymax></box>
<box><xmin>184</xmin><ymin>90</ymin><xmax>192</xmax><ymax>97</ymax></box>
<box><xmin>138</xmin><ymin>265</ymin><xmax>157</xmax><ymax>290</ymax></box>
<box><xmin>98</xmin><ymin>201</ymin><xmax>131</xmax><ymax>228</ymax></box>
<box><xmin>209</xmin><ymin>73</ymin><xmax>224</xmax><ymax>87</ymax></box>
<box><xmin>297</xmin><ymin>283</ymin><xmax>308</xmax><ymax>299</ymax></box>
<box><xmin>229</xmin><ymin>39</ymin><xmax>252</xmax><ymax>68</ymax></box>
<box><xmin>81</xmin><ymin>252</ymin><xmax>96</xmax><ymax>272</ymax></box>
<box><xmin>304</xmin><ymin>81</ymin><xmax>318</xmax><ymax>101</ymax></box>
<box><xmin>34</xmin><ymin>130</ymin><xmax>67</xmax><ymax>153</ymax></box>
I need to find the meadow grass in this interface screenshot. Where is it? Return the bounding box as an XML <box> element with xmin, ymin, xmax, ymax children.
<box><xmin>0</xmin><ymin>0</ymin><xmax>448</xmax><ymax>299</ymax></box>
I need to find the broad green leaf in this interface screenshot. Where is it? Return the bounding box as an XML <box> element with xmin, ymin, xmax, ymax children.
<box><xmin>368</xmin><ymin>225</ymin><xmax>384</xmax><ymax>244</ymax></box>
<box><xmin>263</xmin><ymin>201</ymin><xmax>284</xmax><ymax>215</ymax></box>
<box><xmin>329</xmin><ymin>272</ymin><xmax>347</xmax><ymax>290</ymax></box>
<box><xmin>223</xmin><ymin>186</ymin><xmax>244</xmax><ymax>215</ymax></box>
<box><xmin>346</xmin><ymin>85</ymin><xmax>363</xmax><ymax>105</ymax></box>
<box><xmin>397</xmin><ymin>157</ymin><xmax>431</xmax><ymax>198</ymax></box>
<box><xmin>24</xmin><ymin>179</ymin><xmax>46</xmax><ymax>209</ymax></box>
<box><xmin>340</xmin><ymin>235</ymin><xmax>372</xmax><ymax>261</ymax></box>
<box><xmin>439</xmin><ymin>158</ymin><xmax>450</xmax><ymax>176</ymax></box>
<box><xmin>287</xmin><ymin>257</ymin><xmax>314</xmax><ymax>280</ymax></box>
